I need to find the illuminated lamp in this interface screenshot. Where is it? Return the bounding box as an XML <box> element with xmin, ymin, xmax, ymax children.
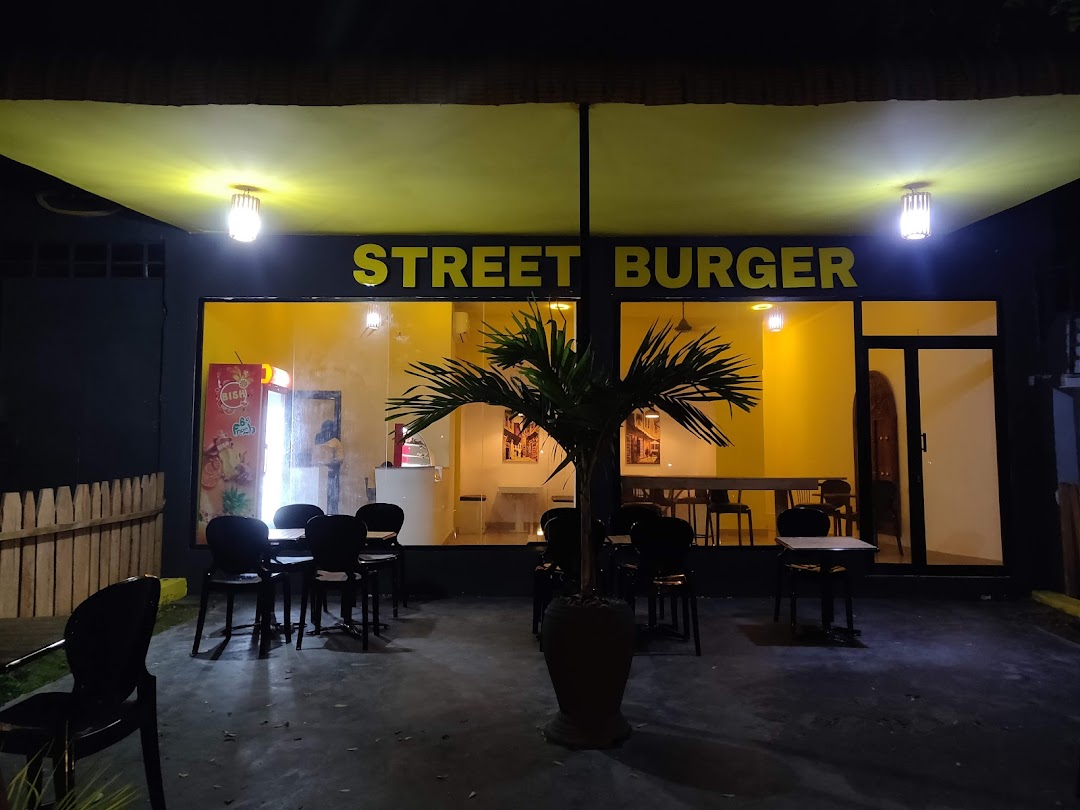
<box><xmin>900</xmin><ymin>188</ymin><xmax>931</xmax><ymax>240</ymax></box>
<box><xmin>549</xmin><ymin>302</ymin><xmax>572</xmax><ymax>311</ymax></box>
<box><xmin>766</xmin><ymin>306</ymin><xmax>784</xmax><ymax>332</ymax></box>
<box><xmin>261</xmin><ymin>365</ymin><xmax>291</xmax><ymax>388</ymax></box>
<box><xmin>644</xmin><ymin>407</ymin><xmax>660</xmax><ymax>420</ymax></box>
<box><xmin>751</xmin><ymin>303</ymin><xmax>773</xmax><ymax>311</ymax></box>
<box><xmin>228</xmin><ymin>188</ymin><xmax>261</xmax><ymax>242</ymax></box>
<box><xmin>366</xmin><ymin>310</ymin><xmax>382</xmax><ymax>330</ymax></box>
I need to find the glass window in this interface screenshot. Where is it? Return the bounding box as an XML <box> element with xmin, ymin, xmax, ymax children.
<box><xmin>862</xmin><ymin>301</ymin><xmax>997</xmax><ymax>337</ymax></box>
<box><xmin>198</xmin><ymin>300</ymin><xmax>576</xmax><ymax>546</ymax></box>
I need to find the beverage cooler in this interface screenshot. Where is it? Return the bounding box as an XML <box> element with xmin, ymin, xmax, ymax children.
<box><xmin>196</xmin><ymin>363</ymin><xmax>291</xmax><ymax>544</ymax></box>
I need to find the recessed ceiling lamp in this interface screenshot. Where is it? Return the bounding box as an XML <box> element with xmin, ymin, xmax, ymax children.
<box><xmin>228</xmin><ymin>186</ymin><xmax>261</xmax><ymax>242</ymax></box>
<box><xmin>766</xmin><ymin>306</ymin><xmax>784</xmax><ymax>333</ymax></box>
<box><xmin>751</xmin><ymin>303</ymin><xmax>773</xmax><ymax>311</ymax></box>
<box><xmin>644</xmin><ymin>406</ymin><xmax>660</xmax><ymax>419</ymax></box>
<box><xmin>900</xmin><ymin>187</ymin><xmax>931</xmax><ymax>240</ymax></box>
<box><xmin>674</xmin><ymin>302</ymin><xmax>692</xmax><ymax>333</ymax></box>
<box><xmin>549</xmin><ymin>302</ymin><xmax>572</xmax><ymax>311</ymax></box>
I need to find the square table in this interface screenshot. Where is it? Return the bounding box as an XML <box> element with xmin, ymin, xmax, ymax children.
<box><xmin>773</xmin><ymin>535</ymin><xmax>876</xmax><ymax>638</ymax></box>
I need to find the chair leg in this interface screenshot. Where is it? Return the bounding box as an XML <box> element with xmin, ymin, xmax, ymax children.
<box><xmin>283</xmin><ymin>576</ymin><xmax>292</xmax><ymax>644</ymax></box>
<box><xmin>360</xmin><ymin>574</ymin><xmax>370</xmax><ymax>651</ymax></box>
<box><xmin>372</xmin><ymin>570</ymin><xmax>381</xmax><ymax>636</ymax></box>
<box><xmin>51</xmin><ymin>742</ymin><xmax>72</xmax><ymax>805</ymax></box>
<box><xmin>313</xmin><ymin>582</ymin><xmax>324</xmax><ymax>635</ymax></box>
<box><xmin>391</xmin><ymin>561</ymin><xmax>400</xmax><ymax>619</ymax></box>
<box><xmin>681</xmin><ymin>592</ymin><xmax>690</xmax><ymax>640</ymax></box>
<box><xmin>225</xmin><ymin>592</ymin><xmax>235</xmax><ymax>639</ymax></box>
<box><xmin>747</xmin><ymin>510</ymin><xmax>755</xmax><ymax>546</ymax></box>
<box><xmin>843</xmin><ymin>572</ymin><xmax>854</xmax><ymax>632</ymax></box>
<box><xmin>670</xmin><ymin>593</ymin><xmax>679</xmax><ymax>632</ymax></box>
<box><xmin>690</xmin><ymin>590</ymin><xmax>701</xmax><ymax>656</ymax></box>
<box><xmin>647</xmin><ymin>593</ymin><xmax>657</xmax><ymax>629</ymax></box>
<box><xmin>736</xmin><ymin>513</ymin><xmax>743</xmax><ymax>546</ymax></box>
<box><xmin>258</xmin><ymin>583</ymin><xmax>272</xmax><ymax>658</ymax></box>
<box><xmin>192</xmin><ymin>574</ymin><xmax>211</xmax><ymax>655</ymax></box>
<box><xmin>399</xmin><ymin>551</ymin><xmax>409</xmax><ymax>608</ymax></box>
<box><xmin>659</xmin><ymin>593</ymin><xmax>666</xmax><ymax>621</ymax></box>
<box><xmin>297</xmin><ymin>574</ymin><xmax>309</xmax><ymax>650</ymax></box>
<box><xmin>773</xmin><ymin>554</ymin><xmax>785</xmax><ymax>623</ymax></box>
<box><xmin>139</xmin><ymin>678</ymin><xmax>167</xmax><ymax>810</ymax></box>
<box><xmin>789</xmin><ymin>572</ymin><xmax>798</xmax><ymax>631</ymax></box>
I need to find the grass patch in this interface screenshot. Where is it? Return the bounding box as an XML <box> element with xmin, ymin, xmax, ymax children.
<box><xmin>0</xmin><ymin>600</ymin><xmax>199</xmax><ymax>706</ymax></box>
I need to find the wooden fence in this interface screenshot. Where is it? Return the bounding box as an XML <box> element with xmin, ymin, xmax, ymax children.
<box><xmin>0</xmin><ymin>473</ymin><xmax>164</xmax><ymax>618</ymax></box>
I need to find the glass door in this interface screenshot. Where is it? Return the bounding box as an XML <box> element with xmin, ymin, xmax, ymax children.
<box><xmin>858</xmin><ymin>343</ymin><xmax>1004</xmax><ymax>569</ymax></box>
<box><xmin>918</xmin><ymin>348</ymin><xmax>1003</xmax><ymax>566</ymax></box>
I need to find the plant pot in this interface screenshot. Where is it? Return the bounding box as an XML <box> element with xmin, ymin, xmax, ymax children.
<box><xmin>541</xmin><ymin>596</ymin><xmax>636</xmax><ymax>749</ymax></box>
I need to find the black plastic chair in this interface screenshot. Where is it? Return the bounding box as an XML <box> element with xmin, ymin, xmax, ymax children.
<box><xmin>704</xmin><ymin>490</ymin><xmax>754</xmax><ymax>546</ymax></box>
<box><xmin>299</xmin><ymin>514</ymin><xmax>376</xmax><ymax>651</ymax></box>
<box><xmin>773</xmin><ymin>505</ymin><xmax>854</xmax><ymax>632</ymax></box>
<box><xmin>355</xmin><ymin>502</ymin><xmax>407</xmax><ymax>612</ymax></box>
<box><xmin>0</xmin><ymin>577</ymin><xmax>166</xmax><ymax>809</ymax></box>
<box><xmin>610</xmin><ymin>502</ymin><xmax>664</xmax><ymax>535</ymax></box>
<box><xmin>532</xmin><ymin>513</ymin><xmax>606</xmax><ymax>641</ymax></box>
<box><xmin>626</xmin><ymin>516</ymin><xmax>701</xmax><ymax>655</ymax></box>
<box><xmin>273</xmin><ymin>503</ymin><xmax>324</xmax><ymax>530</ymax></box>
<box><xmin>193</xmin><ymin>515</ymin><xmax>290</xmax><ymax>658</ymax></box>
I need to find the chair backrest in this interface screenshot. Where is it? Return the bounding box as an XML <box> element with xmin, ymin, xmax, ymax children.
<box><xmin>67</xmin><ymin>576</ymin><xmax>160</xmax><ymax>708</ymax></box>
<box><xmin>544</xmin><ymin>513</ymin><xmax>606</xmax><ymax>576</ymax></box>
<box><xmin>776</xmin><ymin>506</ymin><xmax>831</xmax><ymax>537</ymax></box>
<box><xmin>708</xmin><ymin>490</ymin><xmax>732</xmax><ymax>507</ymax></box>
<box><xmin>819</xmin><ymin>479</ymin><xmax>851</xmax><ymax>506</ymax></box>
<box><xmin>273</xmin><ymin>503</ymin><xmax>324</xmax><ymax>529</ymax></box>
<box><xmin>355</xmin><ymin>502</ymin><xmax>405</xmax><ymax>533</ymax></box>
<box><xmin>306</xmin><ymin>514</ymin><xmax>367</xmax><ymax>572</ymax></box>
<box><xmin>611</xmin><ymin>502</ymin><xmax>664</xmax><ymax>534</ymax></box>
<box><xmin>629</xmin><ymin>516</ymin><xmax>694</xmax><ymax>576</ymax></box>
<box><xmin>206</xmin><ymin>515</ymin><xmax>271</xmax><ymax>575</ymax></box>
<box><xmin>540</xmin><ymin>507</ymin><xmax>578</xmax><ymax>532</ymax></box>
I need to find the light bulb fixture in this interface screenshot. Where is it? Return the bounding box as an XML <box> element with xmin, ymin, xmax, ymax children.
<box><xmin>766</xmin><ymin>306</ymin><xmax>784</xmax><ymax>332</ymax></box>
<box><xmin>674</xmin><ymin>302</ymin><xmax>692</xmax><ymax>333</ymax></box>
<box><xmin>900</xmin><ymin>188</ymin><xmax>931</xmax><ymax>240</ymax></box>
<box><xmin>228</xmin><ymin>187</ymin><xmax>261</xmax><ymax>242</ymax></box>
<box><xmin>365</xmin><ymin>309</ymin><xmax>382</xmax><ymax>331</ymax></box>
<box><xmin>643</xmin><ymin>406</ymin><xmax>660</xmax><ymax>420</ymax></box>
<box><xmin>751</xmin><ymin>303</ymin><xmax>773</xmax><ymax>311</ymax></box>
<box><xmin>549</xmin><ymin>302</ymin><xmax>572</xmax><ymax>311</ymax></box>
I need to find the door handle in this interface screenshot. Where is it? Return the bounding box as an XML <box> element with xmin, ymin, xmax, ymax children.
<box><xmin>920</xmin><ymin>432</ymin><xmax>928</xmax><ymax>453</ymax></box>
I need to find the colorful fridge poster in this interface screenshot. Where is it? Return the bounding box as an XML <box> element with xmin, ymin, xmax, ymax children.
<box><xmin>196</xmin><ymin>364</ymin><xmax>264</xmax><ymax>544</ymax></box>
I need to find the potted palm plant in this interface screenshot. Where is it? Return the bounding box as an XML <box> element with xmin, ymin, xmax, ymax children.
<box><xmin>387</xmin><ymin>301</ymin><xmax>758</xmax><ymax>748</ymax></box>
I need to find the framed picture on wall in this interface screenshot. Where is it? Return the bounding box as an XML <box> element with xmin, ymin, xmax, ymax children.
<box><xmin>503</xmin><ymin>409</ymin><xmax>540</xmax><ymax>462</ymax></box>
<box><xmin>625</xmin><ymin>411</ymin><xmax>661</xmax><ymax>465</ymax></box>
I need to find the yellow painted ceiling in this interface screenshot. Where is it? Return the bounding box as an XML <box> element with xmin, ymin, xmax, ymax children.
<box><xmin>0</xmin><ymin>96</ymin><xmax>1078</xmax><ymax>236</ymax></box>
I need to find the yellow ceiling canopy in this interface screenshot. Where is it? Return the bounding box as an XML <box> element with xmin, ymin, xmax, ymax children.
<box><xmin>0</xmin><ymin>95</ymin><xmax>1078</xmax><ymax>236</ymax></box>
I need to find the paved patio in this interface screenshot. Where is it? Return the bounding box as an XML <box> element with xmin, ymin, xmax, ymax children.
<box><xmin>3</xmin><ymin>595</ymin><xmax>1080</xmax><ymax>809</ymax></box>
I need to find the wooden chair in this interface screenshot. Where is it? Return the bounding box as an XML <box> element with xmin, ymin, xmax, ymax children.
<box><xmin>704</xmin><ymin>490</ymin><xmax>754</xmax><ymax>546</ymax></box>
<box><xmin>0</xmin><ymin>577</ymin><xmax>166</xmax><ymax>809</ymax></box>
<box><xmin>672</xmin><ymin>488</ymin><xmax>710</xmax><ymax>539</ymax></box>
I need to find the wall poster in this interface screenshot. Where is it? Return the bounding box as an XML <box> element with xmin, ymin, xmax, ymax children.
<box><xmin>503</xmin><ymin>409</ymin><xmax>540</xmax><ymax>462</ymax></box>
<box><xmin>625</xmin><ymin>411</ymin><xmax>661</xmax><ymax>465</ymax></box>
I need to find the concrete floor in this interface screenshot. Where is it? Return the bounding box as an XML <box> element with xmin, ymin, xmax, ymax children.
<box><xmin>4</xmin><ymin>595</ymin><xmax>1080</xmax><ymax>809</ymax></box>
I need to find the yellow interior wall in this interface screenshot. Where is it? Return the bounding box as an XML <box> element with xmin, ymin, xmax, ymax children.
<box><xmin>862</xmin><ymin>301</ymin><xmax>997</xmax><ymax>337</ymax></box>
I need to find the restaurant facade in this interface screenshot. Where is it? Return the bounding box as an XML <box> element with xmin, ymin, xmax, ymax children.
<box><xmin>142</xmin><ymin>191</ymin><xmax>1069</xmax><ymax>597</ymax></box>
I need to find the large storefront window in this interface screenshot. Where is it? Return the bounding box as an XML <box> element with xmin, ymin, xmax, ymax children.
<box><xmin>197</xmin><ymin>300</ymin><xmax>576</xmax><ymax>546</ymax></box>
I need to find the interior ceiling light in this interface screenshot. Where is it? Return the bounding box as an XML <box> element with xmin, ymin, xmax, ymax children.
<box><xmin>751</xmin><ymin>303</ymin><xmax>773</xmax><ymax>311</ymax></box>
<box><xmin>228</xmin><ymin>187</ymin><xmax>261</xmax><ymax>242</ymax></box>
<box><xmin>644</xmin><ymin>406</ymin><xmax>660</xmax><ymax>419</ymax></box>
<box><xmin>366</xmin><ymin>309</ymin><xmax>382</xmax><ymax>330</ymax></box>
<box><xmin>674</xmin><ymin>302</ymin><xmax>693</xmax><ymax>333</ymax></box>
<box><xmin>900</xmin><ymin>187</ymin><xmax>931</xmax><ymax>240</ymax></box>
<box><xmin>766</xmin><ymin>306</ymin><xmax>784</xmax><ymax>333</ymax></box>
<box><xmin>549</xmin><ymin>302</ymin><xmax>572</xmax><ymax>311</ymax></box>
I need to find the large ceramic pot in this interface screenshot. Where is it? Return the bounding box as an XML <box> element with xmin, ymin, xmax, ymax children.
<box><xmin>541</xmin><ymin>596</ymin><xmax>636</xmax><ymax>749</ymax></box>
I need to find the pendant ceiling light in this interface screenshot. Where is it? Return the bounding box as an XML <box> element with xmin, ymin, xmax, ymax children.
<box><xmin>674</xmin><ymin>302</ymin><xmax>693</xmax><ymax>333</ymax></box>
<box><xmin>228</xmin><ymin>187</ymin><xmax>261</xmax><ymax>242</ymax></box>
<box><xmin>766</xmin><ymin>306</ymin><xmax>784</xmax><ymax>332</ymax></box>
<box><xmin>900</xmin><ymin>188</ymin><xmax>931</xmax><ymax>240</ymax></box>
<box><xmin>643</xmin><ymin>406</ymin><xmax>660</xmax><ymax>419</ymax></box>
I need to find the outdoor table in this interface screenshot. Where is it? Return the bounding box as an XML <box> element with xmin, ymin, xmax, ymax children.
<box><xmin>773</xmin><ymin>535</ymin><xmax>876</xmax><ymax>638</ymax></box>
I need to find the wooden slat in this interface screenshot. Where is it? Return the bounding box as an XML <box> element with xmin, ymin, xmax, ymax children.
<box><xmin>129</xmin><ymin>477</ymin><xmax>143</xmax><ymax>578</ymax></box>
<box><xmin>34</xmin><ymin>488</ymin><xmax>56</xmax><ymax>617</ymax></box>
<box><xmin>139</xmin><ymin>475</ymin><xmax>152</xmax><ymax>575</ymax></box>
<box><xmin>118</xmin><ymin>479</ymin><xmax>133</xmax><ymax>580</ymax></box>
<box><xmin>0</xmin><ymin>492</ymin><xmax>21</xmax><ymax>618</ymax></box>
<box><xmin>20</xmin><ymin>492</ymin><xmax>36</xmax><ymax>617</ymax></box>
<box><xmin>54</xmin><ymin>487</ymin><xmax>74</xmax><ymax>616</ymax></box>
<box><xmin>71</xmin><ymin>484</ymin><xmax>91</xmax><ymax>608</ymax></box>
<box><xmin>88</xmin><ymin>482</ymin><xmax>102</xmax><ymax>595</ymax></box>
<box><xmin>152</xmin><ymin>473</ymin><xmax>164</xmax><ymax>576</ymax></box>
<box><xmin>108</xmin><ymin>481</ymin><xmax>121</xmax><ymax>586</ymax></box>
<box><xmin>0</xmin><ymin>505</ymin><xmax>165</xmax><ymax>544</ymax></box>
